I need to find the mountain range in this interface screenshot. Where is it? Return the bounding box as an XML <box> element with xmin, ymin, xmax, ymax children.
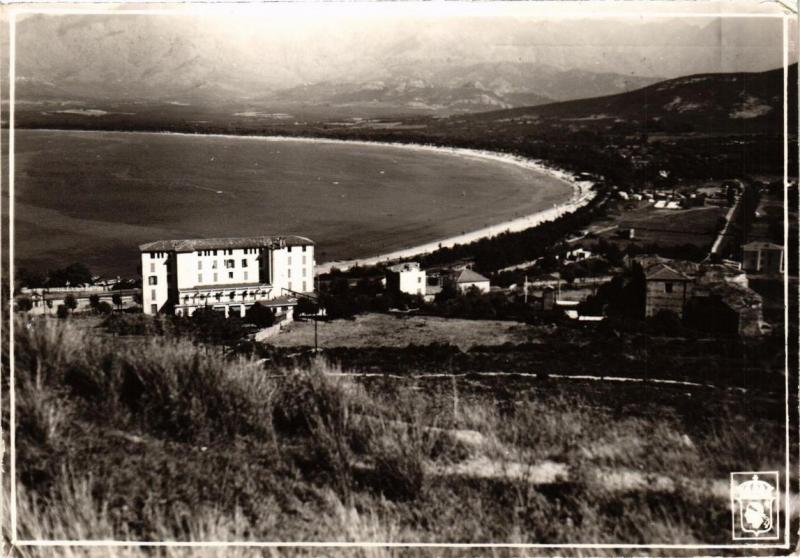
<box><xmin>12</xmin><ymin>12</ymin><xmax>786</xmax><ymax>116</ymax></box>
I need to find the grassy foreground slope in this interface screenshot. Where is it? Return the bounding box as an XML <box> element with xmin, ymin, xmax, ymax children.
<box><xmin>6</xmin><ymin>317</ymin><xmax>792</xmax><ymax>555</ymax></box>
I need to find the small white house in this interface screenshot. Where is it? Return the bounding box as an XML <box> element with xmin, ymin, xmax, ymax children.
<box><xmin>386</xmin><ymin>262</ymin><xmax>426</xmax><ymax>296</ymax></box>
<box><xmin>566</xmin><ymin>248</ymin><xmax>593</xmax><ymax>262</ymax></box>
<box><xmin>453</xmin><ymin>268</ymin><xmax>490</xmax><ymax>294</ymax></box>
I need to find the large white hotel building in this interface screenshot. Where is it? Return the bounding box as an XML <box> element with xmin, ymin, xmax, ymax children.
<box><xmin>139</xmin><ymin>235</ymin><xmax>315</xmax><ymax>317</ymax></box>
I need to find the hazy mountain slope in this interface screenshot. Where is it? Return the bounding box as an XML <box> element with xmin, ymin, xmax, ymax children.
<box><xmin>460</xmin><ymin>64</ymin><xmax>797</xmax><ymax>134</ymax></box>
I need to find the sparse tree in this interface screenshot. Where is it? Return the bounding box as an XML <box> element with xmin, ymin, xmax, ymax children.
<box><xmin>112</xmin><ymin>293</ymin><xmax>123</xmax><ymax>310</ymax></box>
<box><xmin>89</xmin><ymin>294</ymin><xmax>100</xmax><ymax>311</ymax></box>
<box><xmin>64</xmin><ymin>294</ymin><xmax>77</xmax><ymax>313</ymax></box>
<box><xmin>56</xmin><ymin>304</ymin><xmax>69</xmax><ymax>319</ymax></box>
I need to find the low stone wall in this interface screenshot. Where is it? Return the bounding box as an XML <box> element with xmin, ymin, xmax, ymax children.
<box><xmin>254</xmin><ymin>323</ymin><xmax>282</xmax><ymax>342</ymax></box>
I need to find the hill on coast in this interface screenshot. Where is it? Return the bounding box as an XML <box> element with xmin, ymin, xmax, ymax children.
<box><xmin>451</xmin><ymin>64</ymin><xmax>797</xmax><ymax>136</ymax></box>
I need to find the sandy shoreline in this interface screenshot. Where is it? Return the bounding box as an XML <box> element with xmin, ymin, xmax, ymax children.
<box><xmin>26</xmin><ymin>129</ymin><xmax>597</xmax><ymax>272</ymax></box>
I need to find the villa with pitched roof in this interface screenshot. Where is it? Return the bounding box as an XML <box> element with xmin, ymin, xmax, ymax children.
<box><xmin>644</xmin><ymin>263</ymin><xmax>694</xmax><ymax>318</ymax></box>
<box><xmin>453</xmin><ymin>268</ymin><xmax>491</xmax><ymax>294</ymax></box>
<box><xmin>742</xmin><ymin>241</ymin><xmax>784</xmax><ymax>274</ymax></box>
<box><xmin>139</xmin><ymin>235</ymin><xmax>315</xmax><ymax>317</ymax></box>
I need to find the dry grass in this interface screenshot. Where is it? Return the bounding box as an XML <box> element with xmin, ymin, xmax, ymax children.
<box><xmin>6</xmin><ymin>316</ymin><xmax>790</xmax><ymax>549</ymax></box>
<box><xmin>270</xmin><ymin>313</ymin><xmax>539</xmax><ymax>351</ymax></box>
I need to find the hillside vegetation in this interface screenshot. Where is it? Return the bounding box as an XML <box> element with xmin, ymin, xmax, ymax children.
<box><xmin>6</xmin><ymin>317</ymin><xmax>792</xmax><ymax>555</ymax></box>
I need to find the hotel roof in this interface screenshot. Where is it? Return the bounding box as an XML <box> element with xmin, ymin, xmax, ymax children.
<box><xmin>139</xmin><ymin>235</ymin><xmax>314</xmax><ymax>253</ymax></box>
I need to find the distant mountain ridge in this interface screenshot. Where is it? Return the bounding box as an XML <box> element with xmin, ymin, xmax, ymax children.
<box><xmin>457</xmin><ymin>64</ymin><xmax>797</xmax><ymax>134</ymax></box>
<box><xmin>261</xmin><ymin>66</ymin><xmax>660</xmax><ymax>114</ymax></box>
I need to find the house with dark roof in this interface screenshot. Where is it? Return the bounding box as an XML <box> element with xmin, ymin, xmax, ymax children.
<box><xmin>644</xmin><ymin>263</ymin><xmax>694</xmax><ymax>318</ymax></box>
<box><xmin>686</xmin><ymin>282</ymin><xmax>764</xmax><ymax>337</ymax></box>
<box><xmin>635</xmin><ymin>255</ymin><xmax>765</xmax><ymax>336</ymax></box>
<box><xmin>139</xmin><ymin>235</ymin><xmax>315</xmax><ymax>318</ymax></box>
<box><xmin>742</xmin><ymin>241</ymin><xmax>784</xmax><ymax>274</ymax></box>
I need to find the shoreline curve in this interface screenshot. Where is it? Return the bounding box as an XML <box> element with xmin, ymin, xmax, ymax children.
<box><xmin>23</xmin><ymin>129</ymin><xmax>597</xmax><ymax>273</ymax></box>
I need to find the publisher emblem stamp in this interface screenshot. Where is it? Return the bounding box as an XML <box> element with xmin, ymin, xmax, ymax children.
<box><xmin>731</xmin><ymin>472</ymin><xmax>779</xmax><ymax>540</ymax></box>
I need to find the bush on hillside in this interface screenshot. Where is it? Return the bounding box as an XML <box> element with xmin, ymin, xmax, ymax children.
<box><xmin>244</xmin><ymin>302</ymin><xmax>275</xmax><ymax>328</ymax></box>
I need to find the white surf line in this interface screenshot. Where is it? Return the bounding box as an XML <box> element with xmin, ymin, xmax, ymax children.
<box><xmin>24</xmin><ymin>128</ymin><xmax>596</xmax><ymax>274</ymax></box>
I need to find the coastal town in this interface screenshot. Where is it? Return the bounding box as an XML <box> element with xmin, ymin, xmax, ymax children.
<box><xmin>7</xmin><ymin>4</ymin><xmax>797</xmax><ymax>551</ymax></box>
<box><xmin>14</xmin><ymin>174</ymin><xmax>791</xmax><ymax>345</ymax></box>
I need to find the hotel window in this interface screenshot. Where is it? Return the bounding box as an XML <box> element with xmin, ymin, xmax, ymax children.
<box><xmin>244</xmin><ymin>271</ymin><xmax>248</xmax><ymax>281</ymax></box>
<box><xmin>148</xmin><ymin>276</ymin><xmax>158</xmax><ymax>285</ymax></box>
<box><xmin>241</xmin><ymin>259</ymin><xmax>248</xmax><ymax>267</ymax></box>
<box><xmin>213</xmin><ymin>250</ymin><xmax>217</xmax><ymax>256</ymax></box>
<box><xmin>302</xmin><ymin>246</ymin><xmax>307</xmax><ymax>252</ymax></box>
<box><xmin>151</xmin><ymin>289</ymin><xmax>156</xmax><ymax>300</ymax></box>
<box><xmin>302</xmin><ymin>255</ymin><xmax>306</xmax><ymax>265</ymax></box>
<box><xmin>288</xmin><ymin>256</ymin><xmax>292</xmax><ymax>265</ymax></box>
<box><xmin>151</xmin><ymin>304</ymin><xmax>158</xmax><ymax>314</ymax></box>
<box><xmin>287</xmin><ymin>269</ymin><xmax>291</xmax><ymax>278</ymax></box>
<box><xmin>213</xmin><ymin>272</ymin><xmax>218</xmax><ymax>282</ymax></box>
<box><xmin>288</xmin><ymin>282</ymin><xmax>292</xmax><ymax>291</ymax></box>
<box><xmin>228</xmin><ymin>272</ymin><xmax>234</xmax><ymax>279</ymax></box>
<box><xmin>303</xmin><ymin>281</ymin><xmax>307</xmax><ymax>292</ymax></box>
<box><xmin>198</xmin><ymin>273</ymin><xmax>203</xmax><ymax>283</ymax></box>
<box><xmin>198</xmin><ymin>261</ymin><xmax>203</xmax><ymax>270</ymax></box>
<box><xmin>225</xmin><ymin>259</ymin><xmax>235</xmax><ymax>269</ymax></box>
<box><xmin>150</xmin><ymin>262</ymin><xmax>155</xmax><ymax>273</ymax></box>
<box><xmin>212</xmin><ymin>261</ymin><xmax>218</xmax><ymax>269</ymax></box>
<box><xmin>665</xmin><ymin>282</ymin><xmax>674</xmax><ymax>293</ymax></box>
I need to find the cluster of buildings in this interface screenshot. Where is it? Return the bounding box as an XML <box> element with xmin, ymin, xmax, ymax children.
<box><xmin>385</xmin><ymin>261</ymin><xmax>491</xmax><ymax>300</ymax></box>
<box><xmin>640</xmin><ymin>255</ymin><xmax>767</xmax><ymax>337</ymax></box>
<box><xmin>14</xmin><ymin>224</ymin><xmax>786</xmax><ymax>340</ymax></box>
<box><xmin>18</xmin><ymin>284</ymin><xmax>140</xmax><ymax>316</ymax></box>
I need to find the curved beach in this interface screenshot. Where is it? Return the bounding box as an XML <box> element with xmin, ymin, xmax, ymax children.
<box><xmin>15</xmin><ymin>129</ymin><xmax>595</xmax><ymax>276</ymax></box>
<box><xmin>297</xmin><ymin>139</ymin><xmax>597</xmax><ymax>273</ymax></box>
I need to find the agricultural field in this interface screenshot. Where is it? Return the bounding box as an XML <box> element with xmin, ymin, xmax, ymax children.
<box><xmin>272</xmin><ymin>313</ymin><xmax>542</xmax><ymax>351</ymax></box>
<box><xmin>589</xmin><ymin>202</ymin><xmax>728</xmax><ymax>250</ymax></box>
<box><xmin>10</xmin><ymin>317</ymin><xmax>794</xmax><ymax>553</ymax></box>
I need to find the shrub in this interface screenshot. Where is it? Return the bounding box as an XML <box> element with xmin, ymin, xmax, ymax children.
<box><xmin>64</xmin><ymin>295</ymin><xmax>77</xmax><ymax>313</ymax></box>
<box><xmin>296</xmin><ymin>297</ymin><xmax>320</xmax><ymax>315</ymax></box>
<box><xmin>56</xmin><ymin>305</ymin><xmax>69</xmax><ymax>319</ymax></box>
<box><xmin>96</xmin><ymin>301</ymin><xmax>113</xmax><ymax>315</ymax></box>
<box><xmin>190</xmin><ymin>307</ymin><xmax>246</xmax><ymax>346</ymax></box>
<box><xmin>16</xmin><ymin>297</ymin><xmax>33</xmax><ymax>312</ymax></box>
<box><xmin>244</xmin><ymin>302</ymin><xmax>275</xmax><ymax>328</ymax></box>
<box><xmin>103</xmin><ymin>313</ymin><xmax>166</xmax><ymax>336</ymax></box>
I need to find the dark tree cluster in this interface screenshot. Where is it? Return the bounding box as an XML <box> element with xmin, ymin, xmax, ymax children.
<box><xmin>18</xmin><ymin>262</ymin><xmax>94</xmax><ymax>289</ymax></box>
